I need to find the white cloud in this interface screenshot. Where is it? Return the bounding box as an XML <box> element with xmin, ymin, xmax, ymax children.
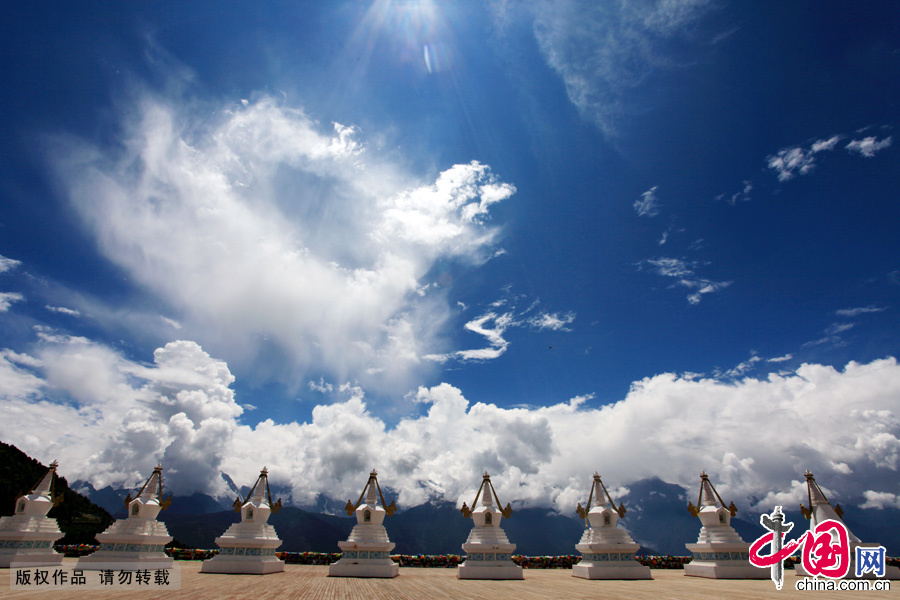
<box><xmin>425</xmin><ymin>311</ymin><xmax>514</xmax><ymax>363</ymax></box>
<box><xmin>0</xmin><ymin>254</ymin><xmax>22</xmax><ymax>273</ymax></box>
<box><xmin>0</xmin><ymin>335</ymin><xmax>242</xmax><ymax>495</ymax></box>
<box><xmin>50</xmin><ymin>94</ymin><xmax>515</xmax><ymax>397</ymax></box>
<box><xmin>6</xmin><ymin>334</ymin><xmax>899</xmax><ymax>514</ymax></box>
<box><xmin>846</xmin><ymin>136</ymin><xmax>892</xmax><ymax>158</ymax></box>
<box><xmin>767</xmin><ymin>354</ymin><xmax>793</xmax><ymax>363</ymax></box>
<box><xmin>767</xmin><ymin>146</ymin><xmax>817</xmax><ymax>181</ymax></box>
<box><xmin>768</xmin><ymin>132</ymin><xmax>891</xmax><ymax>181</ymax></box>
<box><xmin>811</xmin><ymin>135</ymin><xmax>842</xmax><ymax>153</ymax></box>
<box><xmin>425</xmin><ymin>295</ymin><xmax>576</xmax><ymax>364</ymax></box>
<box><xmin>638</xmin><ymin>257</ymin><xmax>731</xmax><ymax>304</ymax></box>
<box><xmin>634</xmin><ymin>185</ymin><xmax>661</xmax><ymax>217</ymax></box>
<box><xmin>527</xmin><ymin>0</ymin><xmax>715</xmax><ymax>137</ymax></box>
<box><xmin>836</xmin><ymin>305</ymin><xmax>886</xmax><ymax>317</ymax></box>
<box><xmin>716</xmin><ymin>180</ymin><xmax>752</xmax><ymax>205</ymax></box>
<box><xmin>642</xmin><ymin>257</ymin><xmax>696</xmax><ymax>278</ymax></box>
<box><xmin>161</xmin><ymin>316</ymin><xmax>182</xmax><ymax>329</ymax></box>
<box><xmin>45</xmin><ymin>305</ymin><xmax>81</xmax><ymax>316</ymax></box>
<box><xmin>0</xmin><ymin>292</ymin><xmax>25</xmax><ymax>312</ymax></box>
<box><xmin>0</xmin><ymin>350</ymin><xmax>45</xmax><ymax>399</ymax></box>
<box><xmin>528</xmin><ymin>311</ymin><xmax>576</xmax><ymax>332</ymax></box>
<box><xmin>860</xmin><ymin>490</ymin><xmax>900</xmax><ymax>510</ymax></box>
<box><xmin>717</xmin><ymin>354</ymin><xmax>762</xmax><ymax>379</ymax></box>
<box><xmin>308</xmin><ymin>377</ymin><xmax>334</xmax><ymax>394</ymax></box>
<box><xmin>826</xmin><ymin>322</ymin><xmax>855</xmax><ymax>335</ymax></box>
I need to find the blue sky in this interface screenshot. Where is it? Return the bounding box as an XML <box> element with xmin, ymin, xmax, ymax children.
<box><xmin>1</xmin><ymin>1</ymin><xmax>900</xmax><ymax>514</ymax></box>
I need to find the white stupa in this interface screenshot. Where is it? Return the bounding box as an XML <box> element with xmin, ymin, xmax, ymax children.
<box><xmin>76</xmin><ymin>464</ymin><xmax>173</xmax><ymax>571</ymax></box>
<box><xmin>457</xmin><ymin>472</ymin><xmax>523</xmax><ymax>580</ymax></box>
<box><xmin>328</xmin><ymin>469</ymin><xmax>399</xmax><ymax>578</ymax></box>
<box><xmin>572</xmin><ymin>472</ymin><xmax>651</xmax><ymax>580</ymax></box>
<box><xmin>201</xmin><ymin>467</ymin><xmax>285</xmax><ymax>575</ymax></box>
<box><xmin>684</xmin><ymin>471</ymin><xmax>766</xmax><ymax>579</ymax></box>
<box><xmin>796</xmin><ymin>470</ymin><xmax>899</xmax><ymax>580</ymax></box>
<box><xmin>0</xmin><ymin>460</ymin><xmax>65</xmax><ymax>568</ymax></box>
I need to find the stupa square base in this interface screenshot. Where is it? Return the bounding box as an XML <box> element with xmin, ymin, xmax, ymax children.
<box><xmin>685</xmin><ymin>543</ymin><xmax>764</xmax><ymax>579</ymax></box>
<box><xmin>328</xmin><ymin>558</ymin><xmax>399</xmax><ymax>578</ymax></box>
<box><xmin>2</xmin><ymin>551</ymin><xmax>64</xmax><ymax>569</ymax></box>
<box><xmin>684</xmin><ymin>560</ymin><xmax>768</xmax><ymax>579</ymax></box>
<box><xmin>457</xmin><ymin>561</ymin><xmax>524</xmax><ymax>580</ymax></box>
<box><xmin>573</xmin><ymin>561</ymin><xmax>651</xmax><ymax>580</ymax></box>
<box><xmin>75</xmin><ymin>551</ymin><xmax>173</xmax><ymax>571</ymax></box>
<box><xmin>200</xmin><ymin>555</ymin><xmax>285</xmax><ymax>574</ymax></box>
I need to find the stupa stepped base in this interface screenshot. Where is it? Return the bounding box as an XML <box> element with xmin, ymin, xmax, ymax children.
<box><xmin>201</xmin><ymin>549</ymin><xmax>285</xmax><ymax>575</ymax></box>
<box><xmin>0</xmin><ymin>542</ymin><xmax>64</xmax><ymax>568</ymax></box>
<box><xmin>0</xmin><ymin>515</ymin><xmax>65</xmax><ymax>568</ymax></box>
<box><xmin>329</xmin><ymin>539</ymin><xmax>398</xmax><ymax>578</ymax></box>
<box><xmin>76</xmin><ymin>535</ymin><xmax>173</xmax><ymax>571</ymax></box>
<box><xmin>573</xmin><ymin>549</ymin><xmax>650</xmax><ymax>580</ymax></box>
<box><xmin>328</xmin><ymin>550</ymin><xmax>399</xmax><ymax>578</ymax></box>
<box><xmin>685</xmin><ymin>543</ymin><xmax>765</xmax><ymax>579</ymax></box>
<box><xmin>201</xmin><ymin>523</ymin><xmax>284</xmax><ymax>575</ymax></box>
<box><xmin>0</xmin><ymin>515</ymin><xmax>63</xmax><ymax>568</ymax></box>
<box><xmin>75</xmin><ymin>546</ymin><xmax>174</xmax><ymax>571</ymax></box>
<box><xmin>458</xmin><ymin>543</ymin><xmax>522</xmax><ymax>580</ymax></box>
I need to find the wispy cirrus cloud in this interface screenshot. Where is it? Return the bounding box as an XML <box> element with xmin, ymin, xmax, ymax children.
<box><xmin>767</xmin><ymin>353</ymin><xmax>792</xmax><ymax>363</ymax></box>
<box><xmin>715</xmin><ymin>180</ymin><xmax>752</xmax><ymax>205</ymax></box>
<box><xmin>0</xmin><ymin>254</ymin><xmax>22</xmax><ymax>273</ymax></box>
<box><xmin>45</xmin><ymin>305</ymin><xmax>81</xmax><ymax>316</ymax></box>
<box><xmin>0</xmin><ymin>254</ymin><xmax>24</xmax><ymax>312</ymax></box>
<box><xmin>846</xmin><ymin>135</ymin><xmax>892</xmax><ymax>158</ymax></box>
<box><xmin>528</xmin><ymin>311</ymin><xmax>576</xmax><ymax>332</ymax></box>
<box><xmin>634</xmin><ymin>185</ymin><xmax>661</xmax><ymax>217</ymax></box>
<box><xmin>836</xmin><ymin>305</ymin><xmax>886</xmax><ymax>317</ymax></box>
<box><xmin>637</xmin><ymin>257</ymin><xmax>731</xmax><ymax>304</ymax></box>
<box><xmin>0</xmin><ymin>292</ymin><xmax>25</xmax><ymax>312</ymax></box>
<box><xmin>803</xmin><ymin>321</ymin><xmax>855</xmax><ymax>349</ymax></box>
<box><xmin>525</xmin><ymin>0</ymin><xmax>716</xmax><ymax>137</ymax></box>
<box><xmin>424</xmin><ymin>296</ymin><xmax>576</xmax><ymax>363</ymax></box>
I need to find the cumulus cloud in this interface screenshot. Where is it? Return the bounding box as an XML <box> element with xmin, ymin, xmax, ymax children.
<box><xmin>846</xmin><ymin>136</ymin><xmax>892</xmax><ymax>158</ymax></box>
<box><xmin>634</xmin><ymin>185</ymin><xmax>660</xmax><ymax>217</ymax></box>
<box><xmin>0</xmin><ymin>292</ymin><xmax>25</xmax><ymax>312</ymax></box>
<box><xmin>6</xmin><ymin>333</ymin><xmax>899</xmax><ymax>514</ymax></box>
<box><xmin>526</xmin><ymin>0</ymin><xmax>715</xmax><ymax>137</ymax></box>
<box><xmin>50</xmin><ymin>94</ymin><xmax>515</xmax><ymax>397</ymax></box>
<box><xmin>861</xmin><ymin>490</ymin><xmax>900</xmax><ymax>510</ymax></box>
<box><xmin>0</xmin><ymin>334</ymin><xmax>242</xmax><ymax>495</ymax></box>
<box><xmin>637</xmin><ymin>257</ymin><xmax>731</xmax><ymax>304</ymax></box>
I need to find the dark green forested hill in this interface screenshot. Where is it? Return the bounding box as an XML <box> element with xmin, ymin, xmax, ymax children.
<box><xmin>0</xmin><ymin>441</ymin><xmax>113</xmax><ymax>545</ymax></box>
